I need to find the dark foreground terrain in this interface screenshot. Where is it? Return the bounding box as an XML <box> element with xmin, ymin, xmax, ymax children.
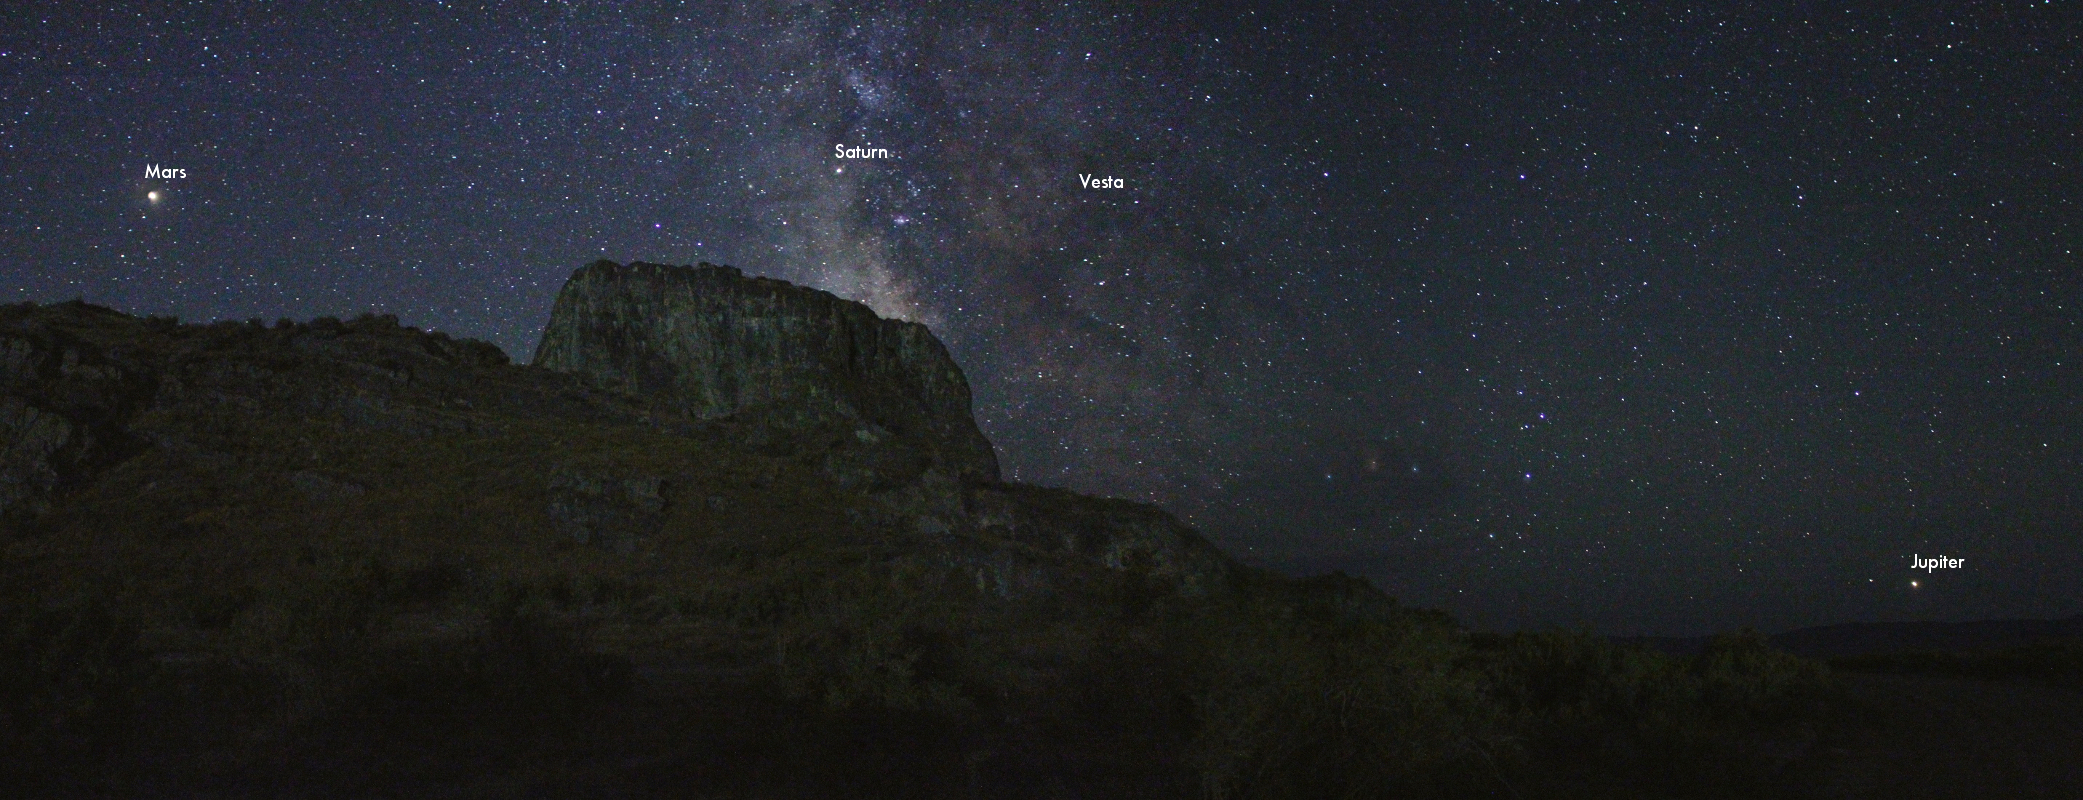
<box><xmin>1783</xmin><ymin>670</ymin><xmax>2083</xmax><ymax>799</ymax></box>
<box><xmin>1</xmin><ymin>264</ymin><xmax>2072</xmax><ymax>797</ymax></box>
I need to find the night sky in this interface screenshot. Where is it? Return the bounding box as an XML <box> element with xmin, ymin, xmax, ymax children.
<box><xmin>4</xmin><ymin>1</ymin><xmax>2079</xmax><ymax>635</ymax></box>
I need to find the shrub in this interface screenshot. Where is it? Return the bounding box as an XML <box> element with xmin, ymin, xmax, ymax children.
<box><xmin>0</xmin><ymin>597</ymin><xmax>156</xmax><ymax>793</ymax></box>
<box><xmin>1176</xmin><ymin>594</ymin><xmax>1512</xmax><ymax>799</ymax></box>
<box><xmin>1830</xmin><ymin>636</ymin><xmax>2083</xmax><ymax>689</ymax></box>
<box><xmin>1472</xmin><ymin>628</ymin><xmax>1828</xmax><ymax>797</ymax></box>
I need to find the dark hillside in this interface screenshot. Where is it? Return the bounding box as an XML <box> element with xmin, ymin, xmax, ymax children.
<box><xmin>0</xmin><ymin>266</ymin><xmax>1852</xmax><ymax>797</ymax></box>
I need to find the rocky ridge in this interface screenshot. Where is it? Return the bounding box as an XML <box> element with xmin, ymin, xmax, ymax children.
<box><xmin>529</xmin><ymin>260</ymin><xmax>1228</xmax><ymax>592</ymax></box>
<box><xmin>0</xmin><ymin>262</ymin><xmax>1230</xmax><ymax>598</ymax></box>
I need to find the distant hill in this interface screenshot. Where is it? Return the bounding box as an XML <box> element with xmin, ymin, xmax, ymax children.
<box><xmin>1621</xmin><ymin>615</ymin><xmax>2083</xmax><ymax>658</ymax></box>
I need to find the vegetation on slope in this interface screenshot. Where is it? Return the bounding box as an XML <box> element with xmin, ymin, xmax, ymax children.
<box><xmin>0</xmin><ymin>303</ymin><xmax>1834</xmax><ymax>797</ymax></box>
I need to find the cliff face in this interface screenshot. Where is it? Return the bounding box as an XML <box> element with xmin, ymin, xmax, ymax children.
<box><xmin>0</xmin><ymin>304</ymin><xmax>156</xmax><ymax>521</ymax></box>
<box><xmin>532</xmin><ymin>261</ymin><xmax>999</xmax><ymax>485</ymax></box>
<box><xmin>528</xmin><ymin>260</ymin><xmax>1228</xmax><ymax>594</ymax></box>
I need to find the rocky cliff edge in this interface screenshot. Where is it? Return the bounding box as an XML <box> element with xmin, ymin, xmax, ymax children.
<box><xmin>529</xmin><ymin>260</ymin><xmax>1228</xmax><ymax>595</ymax></box>
<box><xmin>532</xmin><ymin>260</ymin><xmax>999</xmax><ymax>487</ymax></box>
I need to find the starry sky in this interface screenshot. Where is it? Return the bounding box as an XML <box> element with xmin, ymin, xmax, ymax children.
<box><xmin>4</xmin><ymin>1</ymin><xmax>2079</xmax><ymax>635</ymax></box>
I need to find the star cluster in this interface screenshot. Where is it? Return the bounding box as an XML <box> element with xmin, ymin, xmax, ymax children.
<box><xmin>3</xmin><ymin>1</ymin><xmax>2077</xmax><ymax>634</ymax></box>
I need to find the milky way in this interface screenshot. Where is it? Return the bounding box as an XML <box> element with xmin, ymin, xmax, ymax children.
<box><xmin>4</xmin><ymin>2</ymin><xmax>2079</xmax><ymax>634</ymax></box>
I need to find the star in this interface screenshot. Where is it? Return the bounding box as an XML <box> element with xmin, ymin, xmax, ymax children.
<box><xmin>3</xmin><ymin>2</ymin><xmax>2074</xmax><ymax>637</ymax></box>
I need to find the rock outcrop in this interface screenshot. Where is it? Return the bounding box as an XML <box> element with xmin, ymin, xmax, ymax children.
<box><xmin>0</xmin><ymin>301</ymin><xmax>598</xmax><ymax>523</ymax></box>
<box><xmin>969</xmin><ymin>483</ymin><xmax>1234</xmax><ymax>598</ymax></box>
<box><xmin>0</xmin><ymin>302</ymin><xmax>164</xmax><ymax>520</ymax></box>
<box><xmin>533</xmin><ymin>261</ymin><xmax>999</xmax><ymax>486</ymax></box>
<box><xmin>529</xmin><ymin>260</ymin><xmax>1231</xmax><ymax>595</ymax></box>
<box><xmin>1</xmin><ymin>265</ymin><xmax>1231</xmax><ymax>598</ymax></box>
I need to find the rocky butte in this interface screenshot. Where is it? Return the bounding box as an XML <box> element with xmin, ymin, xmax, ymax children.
<box><xmin>533</xmin><ymin>260</ymin><xmax>998</xmax><ymax>486</ymax></box>
<box><xmin>531</xmin><ymin>260</ymin><xmax>1230</xmax><ymax>593</ymax></box>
